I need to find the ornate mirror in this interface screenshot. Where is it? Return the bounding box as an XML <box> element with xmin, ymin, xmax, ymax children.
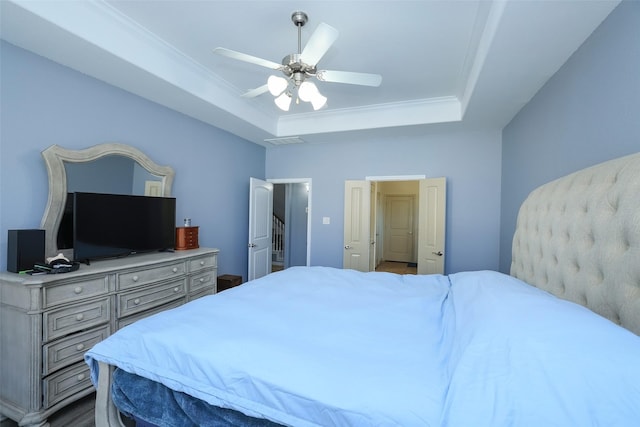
<box><xmin>41</xmin><ymin>143</ymin><xmax>175</xmax><ymax>259</ymax></box>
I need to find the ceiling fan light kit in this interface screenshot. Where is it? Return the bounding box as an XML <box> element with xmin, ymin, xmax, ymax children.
<box><xmin>274</xmin><ymin>92</ymin><xmax>292</xmax><ymax>111</ymax></box>
<box><xmin>213</xmin><ymin>11</ymin><xmax>381</xmax><ymax>112</ymax></box>
<box><xmin>267</xmin><ymin>75</ymin><xmax>288</xmax><ymax>96</ymax></box>
<box><xmin>298</xmin><ymin>81</ymin><xmax>327</xmax><ymax>110</ymax></box>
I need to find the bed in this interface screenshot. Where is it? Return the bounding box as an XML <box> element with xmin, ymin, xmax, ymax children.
<box><xmin>86</xmin><ymin>152</ymin><xmax>640</xmax><ymax>427</ymax></box>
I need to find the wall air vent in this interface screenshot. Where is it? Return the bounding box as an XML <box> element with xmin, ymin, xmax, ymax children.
<box><xmin>264</xmin><ymin>136</ymin><xmax>305</xmax><ymax>145</ymax></box>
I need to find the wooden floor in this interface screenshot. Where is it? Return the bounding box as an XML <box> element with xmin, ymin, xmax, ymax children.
<box><xmin>1</xmin><ymin>394</ymin><xmax>97</xmax><ymax>427</ymax></box>
<box><xmin>0</xmin><ymin>393</ymin><xmax>137</xmax><ymax>427</ymax></box>
<box><xmin>375</xmin><ymin>260</ymin><xmax>418</xmax><ymax>275</ymax></box>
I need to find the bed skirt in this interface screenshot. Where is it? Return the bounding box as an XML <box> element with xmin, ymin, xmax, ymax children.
<box><xmin>112</xmin><ymin>368</ymin><xmax>283</xmax><ymax>427</ymax></box>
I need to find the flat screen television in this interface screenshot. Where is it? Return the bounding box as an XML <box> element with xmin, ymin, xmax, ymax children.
<box><xmin>73</xmin><ymin>192</ymin><xmax>176</xmax><ymax>263</ymax></box>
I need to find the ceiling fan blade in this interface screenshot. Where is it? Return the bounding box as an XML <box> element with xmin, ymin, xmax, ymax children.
<box><xmin>213</xmin><ymin>47</ymin><xmax>282</xmax><ymax>70</ymax></box>
<box><xmin>316</xmin><ymin>70</ymin><xmax>382</xmax><ymax>87</ymax></box>
<box><xmin>241</xmin><ymin>84</ymin><xmax>270</xmax><ymax>98</ymax></box>
<box><xmin>300</xmin><ymin>22</ymin><xmax>339</xmax><ymax>66</ymax></box>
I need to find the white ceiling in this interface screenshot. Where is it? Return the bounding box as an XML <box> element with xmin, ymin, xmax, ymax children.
<box><xmin>0</xmin><ymin>0</ymin><xmax>620</xmax><ymax>147</ymax></box>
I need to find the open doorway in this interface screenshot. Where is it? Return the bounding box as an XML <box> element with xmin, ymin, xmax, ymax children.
<box><xmin>374</xmin><ymin>181</ymin><xmax>419</xmax><ymax>274</ymax></box>
<box><xmin>343</xmin><ymin>177</ymin><xmax>446</xmax><ymax>274</ymax></box>
<box><xmin>269</xmin><ymin>179</ymin><xmax>311</xmax><ymax>272</ymax></box>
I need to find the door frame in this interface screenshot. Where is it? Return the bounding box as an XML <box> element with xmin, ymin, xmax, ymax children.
<box><xmin>267</xmin><ymin>178</ymin><xmax>312</xmax><ymax>267</ymax></box>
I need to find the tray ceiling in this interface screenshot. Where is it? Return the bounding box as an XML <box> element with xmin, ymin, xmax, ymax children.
<box><xmin>0</xmin><ymin>0</ymin><xmax>620</xmax><ymax>146</ymax></box>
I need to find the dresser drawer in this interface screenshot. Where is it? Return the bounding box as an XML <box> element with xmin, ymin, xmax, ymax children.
<box><xmin>118</xmin><ymin>262</ymin><xmax>185</xmax><ymax>290</ymax></box>
<box><xmin>43</xmin><ymin>362</ymin><xmax>92</xmax><ymax>408</ymax></box>
<box><xmin>43</xmin><ymin>325</ymin><xmax>110</xmax><ymax>375</ymax></box>
<box><xmin>117</xmin><ymin>299</ymin><xmax>184</xmax><ymax>330</ymax></box>
<box><xmin>189</xmin><ymin>270</ymin><xmax>216</xmax><ymax>295</ymax></box>
<box><xmin>43</xmin><ymin>275</ymin><xmax>109</xmax><ymax>308</ymax></box>
<box><xmin>44</xmin><ymin>298</ymin><xmax>110</xmax><ymax>341</ymax></box>
<box><xmin>189</xmin><ymin>254</ymin><xmax>217</xmax><ymax>273</ymax></box>
<box><xmin>118</xmin><ymin>279</ymin><xmax>186</xmax><ymax>318</ymax></box>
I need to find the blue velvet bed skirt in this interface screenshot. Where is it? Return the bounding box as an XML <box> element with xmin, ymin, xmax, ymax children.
<box><xmin>112</xmin><ymin>368</ymin><xmax>284</xmax><ymax>427</ymax></box>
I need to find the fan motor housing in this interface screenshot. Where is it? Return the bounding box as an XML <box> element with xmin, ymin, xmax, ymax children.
<box><xmin>281</xmin><ymin>54</ymin><xmax>316</xmax><ymax>80</ymax></box>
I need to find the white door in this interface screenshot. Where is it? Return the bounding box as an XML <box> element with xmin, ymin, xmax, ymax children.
<box><xmin>343</xmin><ymin>180</ymin><xmax>371</xmax><ymax>272</ymax></box>
<box><xmin>417</xmin><ymin>178</ymin><xmax>446</xmax><ymax>275</ymax></box>
<box><xmin>383</xmin><ymin>195</ymin><xmax>414</xmax><ymax>262</ymax></box>
<box><xmin>248</xmin><ymin>177</ymin><xmax>273</xmax><ymax>281</ymax></box>
<box><xmin>368</xmin><ymin>183</ymin><xmax>377</xmax><ymax>271</ymax></box>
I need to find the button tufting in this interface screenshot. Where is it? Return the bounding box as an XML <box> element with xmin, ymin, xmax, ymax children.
<box><xmin>510</xmin><ymin>153</ymin><xmax>640</xmax><ymax>335</ymax></box>
<box><xmin>558</xmin><ymin>280</ymin><xmax>566</xmax><ymax>294</ymax></box>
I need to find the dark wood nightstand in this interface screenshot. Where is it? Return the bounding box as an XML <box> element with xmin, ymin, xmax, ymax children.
<box><xmin>217</xmin><ymin>274</ymin><xmax>242</xmax><ymax>292</ymax></box>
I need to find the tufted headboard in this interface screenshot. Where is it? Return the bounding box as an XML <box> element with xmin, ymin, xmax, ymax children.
<box><xmin>511</xmin><ymin>152</ymin><xmax>640</xmax><ymax>335</ymax></box>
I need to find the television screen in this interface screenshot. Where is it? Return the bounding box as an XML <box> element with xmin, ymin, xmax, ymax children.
<box><xmin>73</xmin><ymin>192</ymin><xmax>176</xmax><ymax>263</ymax></box>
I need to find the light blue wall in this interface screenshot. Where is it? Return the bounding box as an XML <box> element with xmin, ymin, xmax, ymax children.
<box><xmin>288</xmin><ymin>182</ymin><xmax>308</xmax><ymax>267</ymax></box>
<box><xmin>499</xmin><ymin>0</ymin><xmax>640</xmax><ymax>273</ymax></box>
<box><xmin>266</xmin><ymin>130</ymin><xmax>503</xmax><ymax>274</ymax></box>
<box><xmin>15</xmin><ymin>0</ymin><xmax>633</xmax><ymax>278</ymax></box>
<box><xmin>0</xmin><ymin>41</ymin><xmax>266</xmax><ymax>278</ymax></box>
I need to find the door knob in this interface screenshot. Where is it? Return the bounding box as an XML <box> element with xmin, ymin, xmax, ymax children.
<box><xmin>432</xmin><ymin>251</ymin><xmax>443</xmax><ymax>256</ymax></box>
<box><xmin>248</xmin><ymin>243</ymin><xmax>256</xmax><ymax>248</ymax></box>
<box><xmin>344</xmin><ymin>245</ymin><xmax>351</xmax><ymax>249</ymax></box>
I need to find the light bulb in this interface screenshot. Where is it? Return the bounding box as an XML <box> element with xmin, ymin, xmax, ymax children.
<box><xmin>310</xmin><ymin>92</ymin><xmax>327</xmax><ymax>110</ymax></box>
<box><xmin>274</xmin><ymin>92</ymin><xmax>292</xmax><ymax>111</ymax></box>
<box><xmin>298</xmin><ymin>81</ymin><xmax>318</xmax><ymax>102</ymax></box>
<box><xmin>268</xmin><ymin>76</ymin><xmax>288</xmax><ymax>96</ymax></box>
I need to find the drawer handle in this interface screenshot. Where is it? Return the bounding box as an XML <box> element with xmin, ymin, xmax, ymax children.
<box><xmin>200</xmin><ymin>261</ymin><xmax>205</xmax><ymax>266</ymax></box>
<box><xmin>77</xmin><ymin>373</ymin><xmax>86</xmax><ymax>382</ymax></box>
<box><xmin>132</xmin><ymin>275</ymin><xmax>139</xmax><ymax>282</ymax></box>
<box><xmin>199</xmin><ymin>278</ymin><xmax>205</xmax><ymax>283</ymax></box>
<box><xmin>76</xmin><ymin>344</ymin><xmax>85</xmax><ymax>351</ymax></box>
<box><xmin>133</xmin><ymin>298</ymin><xmax>141</xmax><ymax>305</ymax></box>
<box><xmin>172</xmin><ymin>267</ymin><xmax>178</xmax><ymax>273</ymax></box>
<box><xmin>173</xmin><ymin>287</ymin><xmax>180</xmax><ymax>293</ymax></box>
<box><xmin>75</xmin><ymin>314</ymin><xmax>84</xmax><ymax>321</ymax></box>
<box><xmin>74</xmin><ymin>286</ymin><xmax>83</xmax><ymax>294</ymax></box>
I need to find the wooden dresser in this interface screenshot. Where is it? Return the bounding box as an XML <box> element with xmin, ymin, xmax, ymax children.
<box><xmin>0</xmin><ymin>247</ymin><xmax>219</xmax><ymax>427</ymax></box>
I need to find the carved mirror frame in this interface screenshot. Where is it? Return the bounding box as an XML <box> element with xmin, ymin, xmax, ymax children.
<box><xmin>41</xmin><ymin>143</ymin><xmax>175</xmax><ymax>259</ymax></box>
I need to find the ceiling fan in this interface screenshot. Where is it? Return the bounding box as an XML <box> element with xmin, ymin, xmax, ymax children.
<box><xmin>213</xmin><ymin>11</ymin><xmax>382</xmax><ymax>111</ymax></box>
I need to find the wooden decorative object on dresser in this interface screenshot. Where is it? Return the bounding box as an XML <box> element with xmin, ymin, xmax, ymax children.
<box><xmin>0</xmin><ymin>247</ymin><xmax>219</xmax><ymax>427</ymax></box>
<box><xmin>175</xmin><ymin>226</ymin><xmax>199</xmax><ymax>250</ymax></box>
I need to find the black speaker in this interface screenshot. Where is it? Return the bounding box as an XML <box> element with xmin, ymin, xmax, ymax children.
<box><xmin>7</xmin><ymin>229</ymin><xmax>45</xmax><ymax>273</ymax></box>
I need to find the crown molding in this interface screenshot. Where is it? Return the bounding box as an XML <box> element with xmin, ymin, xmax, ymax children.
<box><xmin>276</xmin><ymin>97</ymin><xmax>462</xmax><ymax>136</ymax></box>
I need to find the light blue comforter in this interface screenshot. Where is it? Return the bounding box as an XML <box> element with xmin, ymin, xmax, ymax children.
<box><xmin>85</xmin><ymin>267</ymin><xmax>640</xmax><ymax>426</ymax></box>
